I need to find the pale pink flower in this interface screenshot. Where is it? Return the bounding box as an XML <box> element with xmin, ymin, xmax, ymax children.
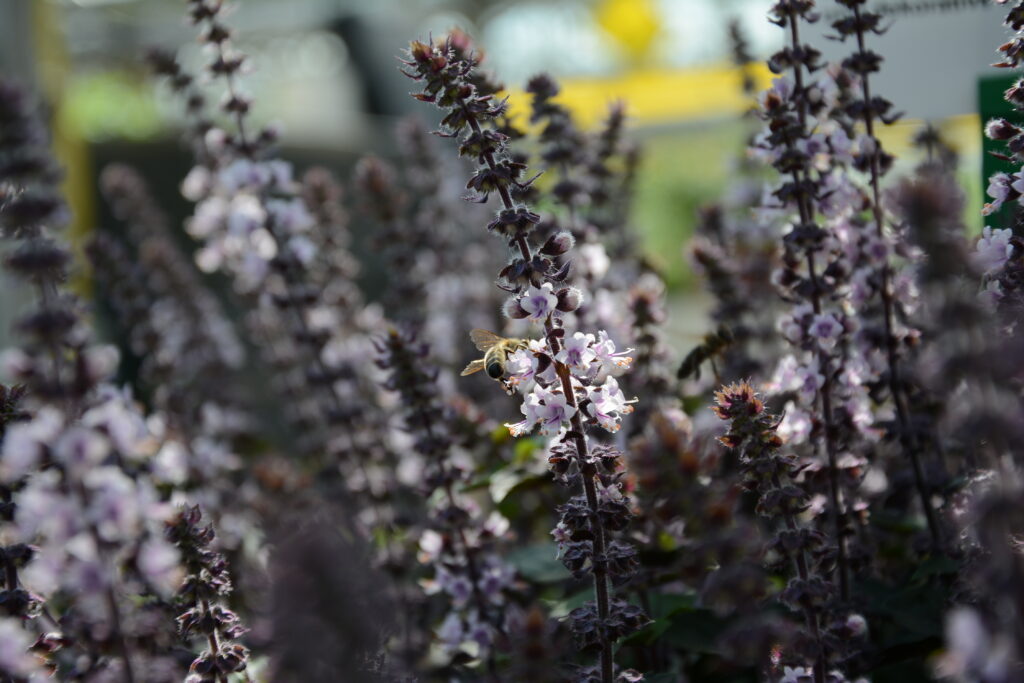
<box><xmin>520</xmin><ymin>283</ymin><xmax>557</xmax><ymax>322</ymax></box>
<box><xmin>586</xmin><ymin>376</ymin><xmax>634</xmax><ymax>433</ymax></box>
<box><xmin>591</xmin><ymin>331</ymin><xmax>633</xmax><ymax>374</ymax></box>
<box><xmin>973</xmin><ymin>226</ymin><xmax>1013</xmax><ymax>274</ymax></box>
<box><xmin>556</xmin><ymin>331</ymin><xmax>596</xmax><ymax>371</ymax></box>
<box><xmin>809</xmin><ymin>313</ymin><xmax>843</xmax><ymax>350</ymax></box>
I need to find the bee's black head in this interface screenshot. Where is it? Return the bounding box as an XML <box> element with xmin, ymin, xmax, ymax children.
<box><xmin>486</xmin><ymin>361</ymin><xmax>504</xmax><ymax>379</ymax></box>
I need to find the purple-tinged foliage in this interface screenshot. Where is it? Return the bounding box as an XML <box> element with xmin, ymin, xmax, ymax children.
<box><xmin>403</xmin><ymin>36</ymin><xmax>647</xmax><ymax>683</ymax></box>
<box><xmin>167</xmin><ymin>505</ymin><xmax>248</xmax><ymax>683</ymax></box>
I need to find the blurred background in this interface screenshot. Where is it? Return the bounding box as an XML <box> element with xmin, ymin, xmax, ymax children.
<box><xmin>0</xmin><ymin>0</ymin><xmax>1008</xmax><ymax>335</ymax></box>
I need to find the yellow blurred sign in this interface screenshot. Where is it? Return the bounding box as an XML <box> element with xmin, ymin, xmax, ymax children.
<box><xmin>507</xmin><ymin>62</ymin><xmax>774</xmax><ymax>129</ymax></box>
<box><xmin>595</xmin><ymin>0</ymin><xmax>660</xmax><ymax>62</ymax></box>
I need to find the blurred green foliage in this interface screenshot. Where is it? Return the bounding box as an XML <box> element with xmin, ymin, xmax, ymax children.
<box><xmin>633</xmin><ymin>121</ymin><xmax>748</xmax><ymax>291</ymax></box>
<box><xmin>61</xmin><ymin>70</ymin><xmax>162</xmax><ymax>141</ymax></box>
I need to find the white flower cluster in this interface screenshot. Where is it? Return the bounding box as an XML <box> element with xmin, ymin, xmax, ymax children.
<box><xmin>502</xmin><ymin>331</ymin><xmax>635</xmax><ymax>437</ymax></box>
<box><xmin>183</xmin><ymin>154</ymin><xmax>317</xmax><ymax>292</ymax></box>
<box><xmin>2</xmin><ymin>386</ymin><xmax>184</xmax><ymax>600</ymax></box>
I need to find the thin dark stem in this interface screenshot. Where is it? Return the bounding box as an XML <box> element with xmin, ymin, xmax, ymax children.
<box><xmin>771</xmin><ymin>472</ymin><xmax>826</xmax><ymax>683</ymax></box>
<box><xmin>417</xmin><ymin>386</ymin><xmax>502</xmax><ymax>681</ymax></box>
<box><xmin>35</xmin><ymin>274</ymin><xmax>136</xmax><ymax>683</ymax></box>
<box><xmin>850</xmin><ymin>4</ymin><xmax>943</xmax><ymax>550</ymax></box>
<box><xmin>202</xmin><ymin>599</ymin><xmax>229</xmax><ymax>683</ymax></box>
<box><xmin>787</xmin><ymin>13</ymin><xmax>851</xmax><ymax>603</ymax></box>
<box><xmin>467</xmin><ymin>112</ymin><xmax>615</xmax><ymax>682</ymax></box>
<box><xmin>72</xmin><ymin>481</ymin><xmax>136</xmax><ymax>683</ymax></box>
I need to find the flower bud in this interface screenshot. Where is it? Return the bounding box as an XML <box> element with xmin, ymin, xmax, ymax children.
<box><xmin>541</xmin><ymin>231</ymin><xmax>575</xmax><ymax>256</ymax></box>
<box><xmin>845</xmin><ymin>613</ymin><xmax>868</xmax><ymax>638</ymax></box>
<box><xmin>408</xmin><ymin>40</ymin><xmax>433</xmax><ymax>64</ymax></box>
<box><xmin>986</xmin><ymin>118</ymin><xmax>1020</xmax><ymax>141</ymax></box>
<box><xmin>555</xmin><ymin>287</ymin><xmax>583</xmax><ymax>313</ymax></box>
<box><xmin>502</xmin><ymin>296</ymin><xmax>528</xmax><ymax>319</ymax></box>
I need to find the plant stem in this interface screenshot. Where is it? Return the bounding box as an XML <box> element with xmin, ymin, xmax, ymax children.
<box><xmin>787</xmin><ymin>13</ymin><xmax>851</xmax><ymax>603</ymax></box>
<box><xmin>850</xmin><ymin>4</ymin><xmax>942</xmax><ymax>550</ymax></box>
<box><xmin>463</xmin><ymin>109</ymin><xmax>615</xmax><ymax>682</ymax></box>
<box><xmin>771</xmin><ymin>473</ymin><xmax>826</xmax><ymax>683</ymax></box>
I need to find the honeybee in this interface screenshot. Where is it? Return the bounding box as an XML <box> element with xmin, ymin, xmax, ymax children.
<box><xmin>677</xmin><ymin>324</ymin><xmax>735</xmax><ymax>382</ymax></box>
<box><xmin>460</xmin><ymin>329</ymin><xmax>529</xmax><ymax>380</ymax></box>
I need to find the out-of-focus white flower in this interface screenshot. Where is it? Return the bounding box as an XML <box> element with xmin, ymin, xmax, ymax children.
<box><xmin>829</xmin><ymin>127</ymin><xmax>853</xmax><ymax>164</ymax></box>
<box><xmin>983</xmin><ymin>172</ymin><xmax>1012</xmax><ymax>215</ymax></box>
<box><xmin>138</xmin><ymin>537</ymin><xmax>182</xmax><ymax>597</ymax></box>
<box><xmin>973</xmin><ymin>226</ymin><xmax>1013</xmax><ymax>274</ymax></box>
<box><xmin>979</xmin><ymin>279</ymin><xmax>1004</xmax><ymax>308</ymax></box>
<box><xmin>226</xmin><ymin>194</ymin><xmax>265</xmax><ymax>236</ymax></box>
<box><xmin>287</xmin><ymin>235</ymin><xmax>318</xmax><ymax>266</ymax></box>
<box><xmin>219</xmin><ymin>159</ymin><xmax>269</xmax><ymax>193</ymax></box>
<box><xmin>1</xmin><ymin>408</ymin><xmax>62</xmax><ymax>480</ymax></box>
<box><xmin>266</xmin><ymin>159</ymin><xmax>294</xmax><ymax>189</ymax></box>
<box><xmin>778</xmin><ymin>665</ymin><xmax>813</xmax><ymax>683</ymax></box>
<box><xmin>54</xmin><ymin>427</ymin><xmax>110</xmax><ymax>474</ymax></box>
<box><xmin>188</xmin><ymin>196</ymin><xmax>228</xmax><ymax>238</ymax></box>
<box><xmin>152</xmin><ymin>440</ymin><xmax>189</xmax><ymax>485</ymax></box>
<box><xmin>796</xmin><ymin>363</ymin><xmax>825</xmax><ymax>404</ymax></box>
<box><xmin>0</xmin><ymin>619</ymin><xmax>43</xmax><ymax>677</ymax></box>
<box><xmin>85</xmin><ymin>466</ymin><xmax>140</xmax><ymax>541</ymax></box>
<box><xmin>418</xmin><ymin>529</ymin><xmax>444</xmax><ymax>564</ymax></box>
<box><xmin>778</xmin><ymin>402</ymin><xmax>813</xmax><ymax>444</ymax></box>
<box><xmin>181</xmin><ymin>165</ymin><xmax>212</xmax><ymax>201</ymax></box>
<box><xmin>768</xmin><ymin>355</ymin><xmax>800</xmax><ymax>394</ymax></box>
<box><xmin>809</xmin><ymin>313</ymin><xmax>843</xmax><ymax>350</ymax></box>
<box><xmin>935</xmin><ymin>607</ymin><xmax>1013</xmax><ymax>682</ymax></box>
<box><xmin>778</xmin><ymin>304</ymin><xmax>813</xmax><ymax>344</ymax></box>
<box><xmin>437</xmin><ymin>567</ymin><xmax>473</xmax><ymax>607</ymax></box>
<box><xmin>82</xmin><ymin>387</ymin><xmax>148</xmax><ymax>456</ymax></box>
<box><xmin>267</xmin><ymin>197</ymin><xmax>314</xmax><ymax>234</ymax></box>
<box><xmin>578</xmin><ymin>242</ymin><xmax>610</xmax><ymax>280</ymax></box>
<box><xmin>82</xmin><ymin>345</ymin><xmax>120</xmax><ymax>384</ymax></box>
<box><xmin>437</xmin><ymin>611</ymin><xmax>466</xmax><ymax>653</ymax></box>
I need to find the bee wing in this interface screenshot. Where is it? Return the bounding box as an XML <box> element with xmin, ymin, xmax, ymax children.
<box><xmin>460</xmin><ymin>359</ymin><xmax>486</xmax><ymax>376</ymax></box>
<box><xmin>469</xmin><ymin>328</ymin><xmax>503</xmax><ymax>352</ymax></box>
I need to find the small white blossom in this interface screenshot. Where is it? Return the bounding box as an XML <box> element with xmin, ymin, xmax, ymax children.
<box><xmin>1</xmin><ymin>408</ymin><xmax>63</xmax><ymax>480</ymax></box>
<box><xmin>506</xmin><ymin>386</ymin><xmax>575</xmax><ymax>437</ymax></box>
<box><xmin>555</xmin><ymin>332</ymin><xmax>596</xmax><ymax>371</ymax></box>
<box><xmin>226</xmin><ymin>194</ymin><xmax>265</xmax><ymax>236</ymax></box>
<box><xmin>585</xmin><ymin>376</ymin><xmax>634</xmax><ymax>433</ymax></box>
<box><xmin>0</xmin><ymin>619</ymin><xmax>42</xmax><ymax>677</ymax></box>
<box><xmin>591</xmin><ymin>331</ymin><xmax>633</xmax><ymax>374</ymax></box>
<box><xmin>54</xmin><ymin>427</ymin><xmax>110</xmax><ymax>474</ymax></box>
<box><xmin>137</xmin><ymin>537</ymin><xmax>182</xmax><ymax>597</ymax></box>
<box><xmin>983</xmin><ymin>172</ymin><xmax>1012</xmax><ymax>215</ymax></box>
<box><xmin>520</xmin><ymin>283</ymin><xmax>557</xmax><ymax>322</ymax></box>
<box><xmin>267</xmin><ymin>197</ymin><xmax>314</xmax><ymax>234</ymax></box>
<box><xmin>809</xmin><ymin>313</ymin><xmax>843</xmax><ymax>350</ymax></box>
<box><xmin>973</xmin><ymin>226</ymin><xmax>1013</xmax><ymax>274</ymax></box>
<box><xmin>778</xmin><ymin>402</ymin><xmax>813</xmax><ymax>444</ymax></box>
<box><xmin>778</xmin><ymin>666</ymin><xmax>813</xmax><ymax>683</ymax></box>
<box><xmin>578</xmin><ymin>242</ymin><xmax>610</xmax><ymax>280</ymax></box>
<box><xmin>180</xmin><ymin>165</ymin><xmax>212</xmax><ymax>201</ymax></box>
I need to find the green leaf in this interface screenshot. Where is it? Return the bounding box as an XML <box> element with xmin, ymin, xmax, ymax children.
<box><xmin>506</xmin><ymin>544</ymin><xmax>567</xmax><ymax>584</ymax></box>
<box><xmin>681</xmin><ymin>394</ymin><xmax>709</xmax><ymax>416</ymax></box>
<box><xmin>909</xmin><ymin>555</ymin><xmax>961</xmax><ymax>582</ymax></box>
<box><xmin>544</xmin><ymin>588</ymin><xmax>592</xmax><ymax>619</ymax></box>
<box><xmin>513</xmin><ymin>436</ymin><xmax>543</xmax><ymax>465</ymax></box>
